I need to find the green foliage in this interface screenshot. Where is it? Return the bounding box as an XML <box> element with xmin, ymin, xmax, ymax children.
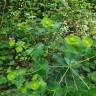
<box><xmin>0</xmin><ymin>0</ymin><xmax>96</xmax><ymax>96</ymax></box>
<box><xmin>65</xmin><ymin>34</ymin><xmax>81</xmax><ymax>46</ymax></box>
<box><xmin>82</xmin><ymin>36</ymin><xmax>93</xmax><ymax>47</ymax></box>
<box><xmin>41</xmin><ymin>16</ymin><xmax>54</xmax><ymax>28</ymax></box>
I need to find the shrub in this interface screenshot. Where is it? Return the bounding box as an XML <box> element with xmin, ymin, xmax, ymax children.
<box><xmin>0</xmin><ymin>0</ymin><xmax>96</xmax><ymax>96</ymax></box>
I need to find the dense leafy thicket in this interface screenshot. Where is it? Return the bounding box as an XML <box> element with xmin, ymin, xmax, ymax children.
<box><xmin>0</xmin><ymin>0</ymin><xmax>96</xmax><ymax>96</ymax></box>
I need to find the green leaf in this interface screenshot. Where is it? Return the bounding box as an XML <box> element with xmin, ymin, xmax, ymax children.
<box><xmin>9</xmin><ymin>38</ymin><xmax>15</xmax><ymax>47</ymax></box>
<box><xmin>16</xmin><ymin>41</ymin><xmax>25</xmax><ymax>48</ymax></box>
<box><xmin>65</xmin><ymin>34</ymin><xmax>81</xmax><ymax>46</ymax></box>
<box><xmin>53</xmin><ymin>53</ymin><xmax>65</xmax><ymax>65</ymax></box>
<box><xmin>28</xmin><ymin>81</ymin><xmax>40</xmax><ymax>90</ymax></box>
<box><xmin>25</xmin><ymin>48</ymin><xmax>33</xmax><ymax>55</ymax></box>
<box><xmin>0</xmin><ymin>75</ymin><xmax>7</xmax><ymax>84</ymax></box>
<box><xmin>19</xmin><ymin>86</ymin><xmax>27</xmax><ymax>94</ymax></box>
<box><xmin>41</xmin><ymin>16</ymin><xmax>54</xmax><ymax>28</ymax></box>
<box><xmin>49</xmin><ymin>82</ymin><xmax>63</xmax><ymax>96</ymax></box>
<box><xmin>87</xmin><ymin>88</ymin><xmax>96</xmax><ymax>96</ymax></box>
<box><xmin>7</xmin><ymin>72</ymin><xmax>16</xmax><ymax>81</ymax></box>
<box><xmin>7</xmin><ymin>69</ymin><xmax>26</xmax><ymax>81</ymax></box>
<box><xmin>88</xmin><ymin>71</ymin><xmax>96</xmax><ymax>82</ymax></box>
<box><xmin>39</xmin><ymin>59</ymin><xmax>49</xmax><ymax>73</ymax></box>
<box><xmin>32</xmin><ymin>43</ymin><xmax>45</xmax><ymax>59</ymax></box>
<box><xmin>28</xmin><ymin>92</ymin><xmax>40</xmax><ymax>96</ymax></box>
<box><xmin>16</xmin><ymin>46</ymin><xmax>23</xmax><ymax>53</ymax></box>
<box><xmin>27</xmin><ymin>74</ymin><xmax>47</xmax><ymax>91</ymax></box>
<box><xmin>82</xmin><ymin>37</ymin><xmax>93</xmax><ymax>47</ymax></box>
<box><xmin>53</xmin><ymin>0</ymin><xmax>61</xmax><ymax>3</ymax></box>
<box><xmin>0</xmin><ymin>60</ymin><xmax>3</xmax><ymax>65</ymax></box>
<box><xmin>39</xmin><ymin>79</ymin><xmax>47</xmax><ymax>92</ymax></box>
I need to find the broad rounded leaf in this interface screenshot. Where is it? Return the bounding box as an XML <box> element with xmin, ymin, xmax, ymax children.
<box><xmin>7</xmin><ymin>72</ymin><xmax>16</xmax><ymax>81</ymax></box>
<box><xmin>29</xmin><ymin>81</ymin><xmax>40</xmax><ymax>90</ymax></box>
<box><xmin>9</xmin><ymin>38</ymin><xmax>15</xmax><ymax>47</ymax></box>
<box><xmin>41</xmin><ymin>17</ymin><xmax>54</xmax><ymax>28</ymax></box>
<box><xmin>39</xmin><ymin>80</ymin><xmax>47</xmax><ymax>90</ymax></box>
<box><xmin>65</xmin><ymin>34</ymin><xmax>81</xmax><ymax>46</ymax></box>
<box><xmin>19</xmin><ymin>86</ymin><xmax>27</xmax><ymax>94</ymax></box>
<box><xmin>16</xmin><ymin>46</ymin><xmax>23</xmax><ymax>53</ymax></box>
<box><xmin>82</xmin><ymin>37</ymin><xmax>93</xmax><ymax>47</ymax></box>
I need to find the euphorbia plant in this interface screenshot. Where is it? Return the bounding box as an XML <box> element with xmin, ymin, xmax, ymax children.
<box><xmin>0</xmin><ymin>0</ymin><xmax>96</xmax><ymax>96</ymax></box>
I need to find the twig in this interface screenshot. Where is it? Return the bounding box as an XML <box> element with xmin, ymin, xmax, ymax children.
<box><xmin>72</xmin><ymin>74</ymin><xmax>78</xmax><ymax>91</ymax></box>
<box><xmin>59</xmin><ymin>65</ymin><xmax>70</xmax><ymax>84</ymax></box>
<box><xmin>71</xmin><ymin>68</ymin><xmax>90</xmax><ymax>89</ymax></box>
<box><xmin>49</xmin><ymin>65</ymin><xmax>67</xmax><ymax>68</ymax></box>
<box><xmin>72</xmin><ymin>55</ymin><xmax>96</xmax><ymax>66</ymax></box>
